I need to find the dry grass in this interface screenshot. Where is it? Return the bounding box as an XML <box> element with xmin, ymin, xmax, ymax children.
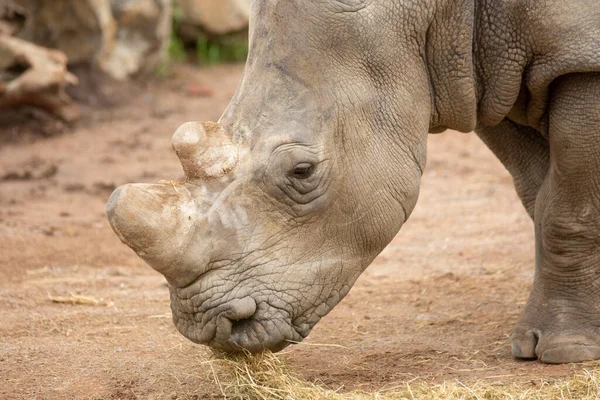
<box><xmin>48</xmin><ymin>293</ymin><xmax>111</xmax><ymax>306</ymax></box>
<box><xmin>206</xmin><ymin>351</ymin><xmax>600</xmax><ymax>400</ymax></box>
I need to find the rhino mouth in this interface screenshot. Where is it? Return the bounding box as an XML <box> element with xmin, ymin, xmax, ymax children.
<box><xmin>225</xmin><ymin>306</ymin><xmax>306</xmax><ymax>352</ymax></box>
<box><xmin>166</xmin><ymin>260</ymin><xmax>352</xmax><ymax>352</ymax></box>
<box><xmin>169</xmin><ymin>289</ymin><xmax>309</xmax><ymax>353</ymax></box>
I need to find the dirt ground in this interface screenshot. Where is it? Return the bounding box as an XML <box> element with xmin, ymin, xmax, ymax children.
<box><xmin>0</xmin><ymin>64</ymin><xmax>591</xmax><ymax>399</ymax></box>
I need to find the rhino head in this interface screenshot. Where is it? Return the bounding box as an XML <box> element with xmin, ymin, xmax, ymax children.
<box><xmin>107</xmin><ymin>0</ymin><xmax>475</xmax><ymax>352</ymax></box>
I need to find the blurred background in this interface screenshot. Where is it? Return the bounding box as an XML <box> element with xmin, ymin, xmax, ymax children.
<box><xmin>0</xmin><ymin>0</ymin><xmax>250</xmax><ymax>128</ymax></box>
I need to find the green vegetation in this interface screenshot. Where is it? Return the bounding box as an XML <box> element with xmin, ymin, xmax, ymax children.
<box><xmin>167</xmin><ymin>4</ymin><xmax>248</xmax><ymax>66</ymax></box>
<box><xmin>195</xmin><ymin>32</ymin><xmax>248</xmax><ymax>65</ymax></box>
<box><xmin>167</xmin><ymin>33</ymin><xmax>187</xmax><ymax>63</ymax></box>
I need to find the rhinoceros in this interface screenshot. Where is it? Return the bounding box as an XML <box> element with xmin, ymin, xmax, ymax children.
<box><xmin>106</xmin><ymin>0</ymin><xmax>600</xmax><ymax>364</ymax></box>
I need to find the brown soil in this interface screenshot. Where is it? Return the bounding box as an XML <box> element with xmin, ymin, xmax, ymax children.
<box><xmin>0</xmin><ymin>64</ymin><xmax>589</xmax><ymax>400</ymax></box>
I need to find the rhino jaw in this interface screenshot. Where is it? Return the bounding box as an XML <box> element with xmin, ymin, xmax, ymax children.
<box><xmin>106</xmin><ymin>182</ymin><xmax>206</xmax><ymax>287</ymax></box>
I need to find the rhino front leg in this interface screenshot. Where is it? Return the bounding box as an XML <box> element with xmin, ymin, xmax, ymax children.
<box><xmin>475</xmin><ymin>119</ymin><xmax>549</xmax><ymax>219</ymax></box>
<box><xmin>510</xmin><ymin>73</ymin><xmax>600</xmax><ymax>363</ymax></box>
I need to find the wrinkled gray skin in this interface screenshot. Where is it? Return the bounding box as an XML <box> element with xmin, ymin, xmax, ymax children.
<box><xmin>106</xmin><ymin>0</ymin><xmax>600</xmax><ymax>363</ymax></box>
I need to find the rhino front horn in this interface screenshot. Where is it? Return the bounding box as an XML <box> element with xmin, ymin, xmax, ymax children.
<box><xmin>106</xmin><ymin>182</ymin><xmax>208</xmax><ymax>287</ymax></box>
<box><xmin>172</xmin><ymin>121</ymin><xmax>239</xmax><ymax>181</ymax></box>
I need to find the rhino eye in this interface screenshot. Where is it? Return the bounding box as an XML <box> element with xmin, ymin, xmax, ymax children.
<box><xmin>291</xmin><ymin>163</ymin><xmax>314</xmax><ymax>179</ymax></box>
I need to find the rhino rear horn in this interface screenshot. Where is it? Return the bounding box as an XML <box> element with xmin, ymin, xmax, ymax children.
<box><xmin>172</xmin><ymin>121</ymin><xmax>239</xmax><ymax>181</ymax></box>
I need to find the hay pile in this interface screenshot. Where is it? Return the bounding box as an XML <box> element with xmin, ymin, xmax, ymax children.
<box><xmin>207</xmin><ymin>351</ymin><xmax>600</xmax><ymax>400</ymax></box>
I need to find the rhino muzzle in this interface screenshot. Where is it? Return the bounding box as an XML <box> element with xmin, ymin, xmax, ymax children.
<box><xmin>170</xmin><ymin>288</ymin><xmax>306</xmax><ymax>353</ymax></box>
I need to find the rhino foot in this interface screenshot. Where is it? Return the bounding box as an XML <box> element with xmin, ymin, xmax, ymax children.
<box><xmin>511</xmin><ymin>310</ymin><xmax>600</xmax><ymax>364</ymax></box>
<box><xmin>510</xmin><ymin>73</ymin><xmax>600</xmax><ymax>365</ymax></box>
